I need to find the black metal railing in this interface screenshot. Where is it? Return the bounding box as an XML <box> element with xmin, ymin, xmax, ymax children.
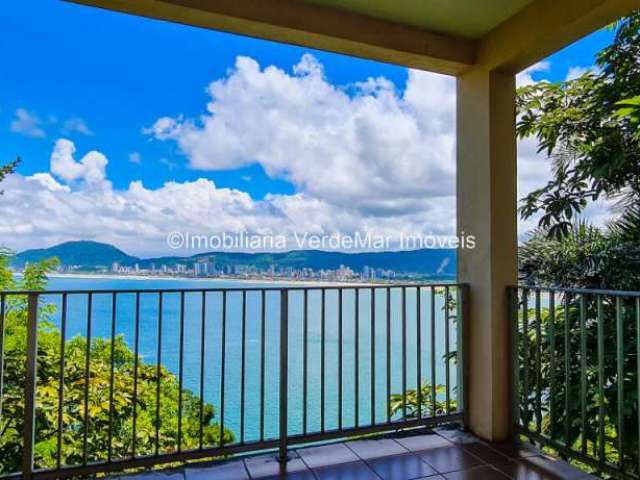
<box><xmin>0</xmin><ymin>283</ymin><xmax>467</xmax><ymax>479</ymax></box>
<box><xmin>511</xmin><ymin>286</ymin><xmax>640</xmax><ymax>479</ymax></box>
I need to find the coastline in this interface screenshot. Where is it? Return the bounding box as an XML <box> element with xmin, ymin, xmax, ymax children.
<box><xmin>42</xmin><ymin>272</ymin><xmax>453</xmax><ymax>287</ymax></box>
<box><xmin>44</xmin><ymin>272</ymin><xmax>388</xmax><ymax>287</ymax></box>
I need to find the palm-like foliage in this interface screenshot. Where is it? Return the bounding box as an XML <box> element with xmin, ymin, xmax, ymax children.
<box><xmin>519</xmin><ymin>222</ymin><xmax>640</xmax><ymax>291</ymax></box>
<box><xmin>389</xmin><ymin>383</ymin><xmax>456</xmax><ymax>419</ymax></box>
<box><xmin>607</xmin><ymin>202</ymin><xmax>640</xmax><ymax>241</ymax></box>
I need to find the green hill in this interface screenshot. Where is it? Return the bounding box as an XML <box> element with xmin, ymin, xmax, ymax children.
<box><xmin>11</xmin><ymin>241</ymin><xmax>139</xmax><ymax>270</ymax></box>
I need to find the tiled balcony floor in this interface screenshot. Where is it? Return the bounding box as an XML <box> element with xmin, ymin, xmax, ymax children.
<box><xmin>118</xmin><ymin>427</ymin><xmax>596</xmax><ymax>480</ymax></box>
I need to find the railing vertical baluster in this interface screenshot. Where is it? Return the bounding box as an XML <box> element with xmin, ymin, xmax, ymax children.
<box><xmin>564</xmin><ymin>293</ymin><xmax>570</xmax><ymax>446</ymax></box>
<box><xmin>522</xmin><ymin>289</ymin><xmax>529</xmax><ymax>429</ymax></box>
<box><xmin>402</xmin><ymin>286</ymin><xmax>407</xmax><ymax>419</ymax></box>
<box><xmin>132</xmin><ymin>292</ymin><xmax>140</xmax><ymax>458</ymax></box>
<box><xmin>616</xmin><ymin>296</ymin><xmax>624</xmax><ymax>470</ymax></box>
<box><xmin>260</xmin><ymin>290</ymin><xmax>266</xmax><ymax>442</ymax></box>
<box><xmin>510</xmin><ymin>287</ymin><xmax>520</xmax><ymax>431</ymax></box>
<box><xmin>355</xmin><ymin>288</ymin><xmax>359</xmax><ymax>427</ymax></box>
<box><xmin>430</xmin><ymin>287</ymin><xmax>436</xmax><ymax>417</ymax></box>
<box><xmin>155</xmin><ymin>293</ymin><xmax>163</xmax><ymax>456</ymax></box>
<box><xmin>579</xmin><ymin>294</ymin><xmax>587</xmax><ymax>455</ymax></box>
<box><xmin>370</xmin><ymin>288</ymin><xmax>375</xmax><ymax>426</ymax></box>
<box><xmin>597</xmin><ymin>295</ymin><xmax>605</xmax><ymax>464</ymax></box>
<box><xmin>12</xmin><ymin>282</ymin><xmax>639</xmax><ymax>478</ymax></box>
<box><xmin>509</xmin><ymin>286</ymin><xmax>640</xmax><ymax>476</ymax></box>
<box><xmin>416</xmin><ymin>287</ymin><xmax>422</xmax><ymax>420</ymax></box>
<box><xmin>199</xmin><ymin>291</ymin><xmax>206</xmax><ymax>449</ymax></box>
<box><xmin>444</xmin><ymin>286</ymin><xmax>450</xmax><ymax>414</ymax></box>
<box><xmin>23</xmin><ymin>293</ymin><xmax>39</xmax><ymax>480</ymax></box>
<box><xmin>108</xmin><ymin>293</ymin><xmax>117</xmax><ymax>461</ymax></box>
<box><xmin>338</xmin><ymin>288</ymin><xmax>343</xmax><ymax>430</ymax></box>
<box><xmin>386</xmin><ymin>288</ymin><xmax>391</xmax><ymax>423</ymax></box>
<box><xmin>278</xmin><ymin>289</ymin><xmax>289</xmax><ymax>463</ymax></box>
<box><xmin>535</xmin><ymin>289</ymin><xmax>542</xmax><ymax>434</ymax></box>
<box><xmin>177</xmin><ymin>291</ymin><xmax>185</xmax><ymax>452</ymax></box>
<box><xmin>220</xmin><ymin>291</ymin><xmax>227</xmax><ymax>448</ymax></box>
<box><xmin>321</xmin><ymin>288</ymin><xmax>325</xmax><ymax>432</ymax></box>
<box><xmin>549</xmin><ymin>292</ymin><xmax>557</xmax><ymax>438</ymax></box>
<box><xmin>56</xmin><ymin>294</ymin><xmax>67</xmax><ymax>469</ymax></box>
<box><xmin>240</xmin><ymin>290</ymin><xmax>247</xmax><ymax>444</ymax></box>
<box><xmin>82</xmin><ymin>293</ymin><xmax>92</xmax><ymax>465</ymax></box>
<box><xmin>302</xmin><ymin>289</ymin><xmax>308</xmax><ymax>435</ymax></box>
<box><xmin>458</xmin><ymin>285</ymin><xmax>469</xmax><ymax>426</ymax></box>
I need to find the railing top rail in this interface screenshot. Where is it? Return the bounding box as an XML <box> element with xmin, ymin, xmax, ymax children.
<box><xmin>515</xmin><ymin>284</ymin><xmax>640</xmax><ymax>297</ymax></box>
<box><xmin>0</xmin><ymin>281</ymin><xmax>464</xmax><ymax>296</ymax></box>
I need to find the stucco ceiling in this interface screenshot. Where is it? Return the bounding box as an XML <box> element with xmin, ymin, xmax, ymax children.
<box><xmin>301</xmin><ymin>0</ymin><xmax>535</xmax><ymax>38</ymax></box>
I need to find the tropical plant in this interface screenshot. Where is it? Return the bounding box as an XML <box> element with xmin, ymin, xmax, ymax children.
<box><xmin>518</xmin><ymin>223</ymin><xmax>640</xmax><ymax>476</ymax></box>
<box><xmin>515</xmin><ymin>292</ymin><xmax>638</xmax><ymax>475</ymax></box>
<box><xmin>0</xmin><ymin>158</ymin><xmax>18</xmax><ymax>196</ymax></box>
<box><xmin>389</xmin><ymin>383</ymin><xmax>456</xmax><ymax>419</ymax></box>
<box><xmin>615</xmin><ymin>95</ymin><xmax>640</xmax><ymax>131</ymax></box>
<box><xmin>516</xmin><ymin>19</ymin><xmax>640</xmax><ymax>471</ymax></box>
<box><xmin>0</xmin><ymin>256</ymin><xmax>233</xmax><ymax>474</ymax></box>
<box><xmin>516</xmin><ymin>13</ymin><xmax>640</xmax><ymax>239</ymax></box>
<box><xmin>519</xmin><ymin>223</ymin><xmax>640</xmax><ymax>290</ymax></box>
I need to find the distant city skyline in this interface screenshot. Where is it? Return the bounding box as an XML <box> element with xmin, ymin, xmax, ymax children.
<box><xmin>10</xmin><ymin>240</ymin><xmax>455</xmax><ymax>281</ymax></box>
<box><xmin>107</xmin><ymin>259</ymin><xmax>399</xmax><ymax>282</ymax></box>
<box><xmin>0</xmin><ymin>1</ymin><xmax>617</xmax><ymax>256</ymax></box>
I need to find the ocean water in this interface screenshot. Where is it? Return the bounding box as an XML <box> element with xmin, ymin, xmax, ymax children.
<box><xmin>40</xmin><ymin>276</ymin><xmax>459</xmax><ymax>444</ymax></box>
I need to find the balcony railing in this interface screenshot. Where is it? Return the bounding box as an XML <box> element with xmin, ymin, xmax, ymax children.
<box><xmin>0</xmin><ymin>283</ymin><xmax>466</xmax><ymax>479</ymax></box>
<box><xmin>511</xmin><ymin>286</ymin><xmax>640</xmax><ymax>479</ymax></box>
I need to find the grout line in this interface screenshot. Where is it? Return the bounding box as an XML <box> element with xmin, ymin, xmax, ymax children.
<box><xmin>433</xmin><ymin>429</ymin><xmax>458</xmax><ymax>445</ymax></box>
<box><xmin>296</xmin><ymin>446</ymin><xmax>316</xmax><ymax>474</ymax></box>
<box><xmin>310</xmin><ymin>442</ymin><xmax>384</xmax><ymax>480</ymax></box>
<box><xmin>377</xmin><ymin>439</ymin><xmax>442</xmax><ymax>474</ymax></box>
<box><xmin>389</xmin><ymin>437</ymin><xmax>412</xmax><ymax>453</ymax></box>
<box><xmin>242</xmin><ymin>458</ymin><xmax>252</xmax><ymax>479</ymax></box>
<box><xmin>341</xmin><ymin>440</ymin><xmax>364</xmax><ymax>461</ymax></box>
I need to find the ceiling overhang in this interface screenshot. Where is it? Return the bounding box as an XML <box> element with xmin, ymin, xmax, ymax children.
<box><xmin>67</xmin><ymin>0</ymin><xmax>639</xmax><ymax>75</ymax></box>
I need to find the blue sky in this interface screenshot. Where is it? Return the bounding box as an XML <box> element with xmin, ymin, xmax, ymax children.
<box><xmin>2</xmin><ymin>0</ymin><xmax>409</xmax><ymax>196</ymax></box>
<box><xmin>0</xmin><ymin>1</ymin><xmax>616</xmax><ymax>255</ymax></box>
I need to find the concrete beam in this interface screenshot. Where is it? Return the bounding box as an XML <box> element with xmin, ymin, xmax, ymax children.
<box><xmin>477</xmin><ymin>0</ymin><xmax>640</xmax><ymax>74</ymax></box>
<box><xmin>457</xmin><ymin>69</ymin><xmax>517</xmax><ymax>440</ymax></box>
<box><xmin>67</xmin><ymin>0</ymin><xmax>476</xmax><ymax>76</ymax></box>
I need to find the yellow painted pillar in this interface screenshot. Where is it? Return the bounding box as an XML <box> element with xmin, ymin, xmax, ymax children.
<box><xmin>456</xmin><ymin>68</ymin><xmax>517</xmax><ymax>441</ymax></box>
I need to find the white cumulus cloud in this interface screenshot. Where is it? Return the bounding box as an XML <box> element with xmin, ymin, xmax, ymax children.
<box><xmin>50</xmin><ymin>138</ymin><xmax>109</xmax><ymax>186</ymax></box>
<box><xmin>146</xmin><ymin>54</ymin><xmax>456</xmax><ymax>216</ymax></box>
<box><xmin>0</xmin><ymin>55</ymin><xmax>617</xmax><ymax>255</ymax></box>
<box><xmin>0</xmin><ymin>137</ymin><xmax>455</xmax><ymax>255</ymax></box>
<box><xmin>516</xmin><ymin>61</ymin><xmax>550</xmax><ymax>87</ymax></box>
